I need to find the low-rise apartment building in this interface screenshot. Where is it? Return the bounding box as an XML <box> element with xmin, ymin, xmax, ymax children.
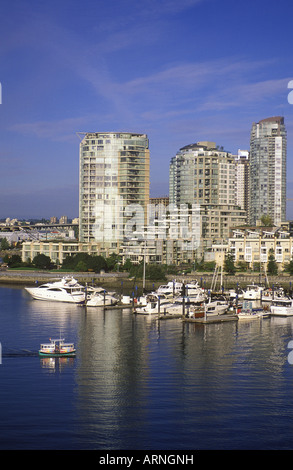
<box><xmin>209</xmin><ymin>226</ymin><xmax>293</xmax><ymax>270</ymax></box>
<box><xmin>22</xmin><ymin>241</ymin><xmax>115</xmax><ymax>265</ymax></box>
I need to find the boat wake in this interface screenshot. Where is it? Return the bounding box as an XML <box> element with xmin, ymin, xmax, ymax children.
<box><xmin>2</xmin><ymin>349</ymin><xmax>38</xmax><ymax>357</ymax></box>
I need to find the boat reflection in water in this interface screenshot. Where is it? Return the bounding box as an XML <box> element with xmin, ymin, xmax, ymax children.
<box><xmin>39</xmin><ymin>356</ymin><xmax>76</xmax><ymax>372</ymax></box>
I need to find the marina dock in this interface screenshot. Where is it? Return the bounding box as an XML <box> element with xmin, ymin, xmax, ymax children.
<box><xmin>182</xmin><ymin>314</ymin><xmax>239</xmax><ymax>324</ymax></box>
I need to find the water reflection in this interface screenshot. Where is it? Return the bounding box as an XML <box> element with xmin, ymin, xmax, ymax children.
<box><xmin>40</xmin><ymin>356</ymin><xmax>76</xmax><ymax>372</ymax></box>
<box><xmin>3</xmin><ymin>286</ymin><xmax>293</xmax><ymax>449</ymax></box>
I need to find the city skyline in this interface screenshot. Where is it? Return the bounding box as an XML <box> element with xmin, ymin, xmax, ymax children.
<box><xmin>0</xmin><ymin>0</ymin><xmax>293</xmax><ymax>219</ymax></box>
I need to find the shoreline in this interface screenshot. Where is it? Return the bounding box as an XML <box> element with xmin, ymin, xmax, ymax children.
<box><xmin>1</xmin><ymin>269</ymin><xmax>293</xmax><ymax>293</ymax></box>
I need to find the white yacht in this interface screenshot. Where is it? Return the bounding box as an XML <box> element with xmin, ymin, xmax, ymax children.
<box><xmin>205</xmin><ymin>299</ymin><xmax>229</xmax><ymax>315</ymax></box>
<box><xmin>185</xmin><ymin>280</ymin><xmax>204</xmax><ymax>296</ymax></box>
<box><xmin>270</xmin><ymin>298</ymin><xmax>293</xmax><ymax>317</ymax></box>
<box><xmin>86</xmin><ymin>288</ymin><xmax>118</xmax><ymax>307</ymax></box>
<box><xmin>243</xmin><ymin>284</ymin><xmax>264</xmax><ymax>300</ymax></box>
<box><xmin>174</xmin><ymin>291</ymin><xmax>207</xmax><ymax>305</ymax></box>
<box><xmin>25</xmin><ymin>277</ymin><xmax>86</xmax><ymax>304</ymax></box>
<box><xmin>156</xmin><ymin>281</ymin><xmax>183</xmax><ymax>297</ymax></box>
<box><xmin>134</xmin><ymin>293</ymin><xmax>174</xmax><ymax>315</ymax></box>
<box><xmin>156</xmin><ymin>279</ymin><xmax>203</xmax><ymax>298</ymax></box>
<box><xmin>229</xmin><ymin>288</ymin><xmax>244</xmax><ymax>300</ymax></box>
<box><xmin>261</xmin><ymin>287</ymin><xmax>286</xmax><ymax>302</ymax></box>
<box><xmin>187</xmin><ymin>299</ymin><xmax>229</xmax><ymax>319</ymax></box>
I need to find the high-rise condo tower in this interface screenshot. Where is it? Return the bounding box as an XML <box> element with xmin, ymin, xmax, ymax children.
<box><xmin>249</xmin><ymin>116</ymin><xmax>286</xmax><ymax>225</ymax></box>
<box><xmin>78</xmin><ymin>132</ymin><xmax>150</xmax><ymax>249</ymax></box>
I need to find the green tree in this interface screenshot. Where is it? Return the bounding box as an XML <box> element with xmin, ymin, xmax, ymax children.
<box><xmin>267</xmin><ymin>249</ymin><xmax>278</xmax><ymax>275</ymax></box>
<box><xmin>224</xmin><ymin>251</ymin><xmax>236</xmax><ymax>275</ymax></box>
<box><xmin>5</xmin><ymin>254</ymin><xmax>22</xmax><ymax>267</ymax></box>
<box><xmin>261</xmin><ymin>214</ymin><xmax>273</xmax><ymax>226</ymax></box>
<box><xmin>285</xmin><ymin>259</ymin><xmax>293</xmax><ymax>275</ymax></box>
<box><xmin>88</xmin><ymin>255</ymin><xmax>107</xmax><ymax>273</ymax></box>
<box><xmin>145</xmin><ymin>264</ymin><xmax>166</xmax><ymax>281</ymax></box>
<box><xmin>33</xmin><ymin>254</ymin><xmax>52</xmax><ymax>270</ymax></box>
<box><xmin>236</xmin><ymin>261</ymin><xmax>248</xmax><ymax>272</ymax></box>
<box><xmin>62</xmin><ymin>253</ymin><xmax>107</xmax><ymax>272</ymax></box>
<box><xmin>122</xmin><ymin>258</ymin><xmax>133</xmax><ymax>272</ymax></box>
<box><xmin>106</xmin><ymin>253</ymin><xmax>121</xmax><ymax>271</ymax></box>
<box><xmin>75</xmin><ymin>260</ymin><xmax>88</xmax><ymax>272</ymax></box>
<box><xmin>0</xmin><ymin>237</ymin><xmax>10</xmax><ymax>250</ymax></box>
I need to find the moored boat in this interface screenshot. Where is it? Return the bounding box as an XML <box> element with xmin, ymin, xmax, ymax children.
<box><xmin>86</xmin><ymin>287</ymin><xmax>118</xmax><ymax>306</ymax></box>
<box><xmin>270</xmin><ymin>298</ymin><xmax>293</xmax><ymax>317</ymax></box>
<box><xmin>134</xmin><ymin>293</ymin><xmax>172</xmax><ymax>315</ymax></box>
<box><xmin>38</xmin><ymin>337</ymin><xmax>76</xmax><ymax>357</ymax></box>
<box><xmin>205</xmin><ymin>299</ymin><xmax>229</xmax><ymax>315</ymax></box>
<box><xmin>156</xmin><ymin>281</ymin><xmax>183</xmax><ymax>297</ymax></box>
<box><xmin>243</xmin><ymin>284</ymin><xmax>264</xmax><ymax>300</ymax></box>
<box><xmin>25</xmin><ymin>277</ymin><xmax>85</xmax><ymax>304</ymax></box>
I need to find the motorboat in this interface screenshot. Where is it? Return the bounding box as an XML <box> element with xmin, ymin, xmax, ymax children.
<box><xmin>39</xmin><ymin>337</ymin><xmax>76</xmax><ymax>357</ymax></box>
<box><xmin>229</xmin><ymin>288</ymin><xmax>245</xmax><ymax>300</ymax></box>
<box><xmin>184</xmin><ymin>280</ymin><xmax>204</xmax><ymax>296</ymax></box>
<box><xmin>134</xmin><ymin>293</ymin><xmax>175</xmax><ymax>315</ymax></box>
<box><xmin>243</xmin><ymin>284</ymin><xmax>264</xmax><ymax>300</ymax></box>
<box><xmin>156</xmin><ymin>281</ymin><xmax>183</xmax><ymax>297</ymax></box>
<box><xmin>86</xmin><ymin>287</ymin><xmax>118</xmax><ymax>306</ymax></box>
<box><xmin>174</xmin><ymin>291</ymin><xmax>207</xmax><ymax>305</ymax></box>
<box><xmin>186</xmin><ymin>299</ymin><xmax>229</xmax><ymax>319</ymax></box>
<box><xmin>237</xmin><ymin>300</ymin><xmax>269</xmax><ymax>320</ymax></box>
<box><xmin>261</xmin><ymin>287</ymin><xmax>287</xmax><ymax>302</ymax></box>
<box><xmin>205</xmin><ymin>300</ymin><xmax>229</xmax><ymax>315</ymax></box>
<box><xmin>270</xmin><ymin>298</ymin><xmax>293</xmax><ymax>317</ymax></box>
<box><xmin>25</xmin><ymin>277</ymin><xmax>85</xmax><ymax>304</ymax></box>
<box><xmin>237</xmin><ymin>312</ymin><xmax>262</xmax><ymax>321</ymax></box>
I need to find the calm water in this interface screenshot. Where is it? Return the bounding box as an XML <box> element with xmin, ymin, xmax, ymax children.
<box><xmin>1</xmin><ymin>285</ymin><xmax>293</xmax><ymax>450</ymax></box>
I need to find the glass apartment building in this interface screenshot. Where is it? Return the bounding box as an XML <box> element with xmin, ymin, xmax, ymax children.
<box><xmin>78</xmin><ymin>132</ymin><xmax>150</xmax><ymax>246</ymax></box>
<box><xmin>249</xmin><ymin>116</ymin><xmax>287</xmax><ymax>226</ymax></box>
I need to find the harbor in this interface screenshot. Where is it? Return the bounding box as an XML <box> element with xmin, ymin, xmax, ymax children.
<box><xmin>14</xmin><ymin>270</ymin><xmax>293</xmax><ymax>323</ymax></box>
<box><xmin>1</xmin><ymin>282</ymin><xmax>293</xmax><ymax>450</ymax></box>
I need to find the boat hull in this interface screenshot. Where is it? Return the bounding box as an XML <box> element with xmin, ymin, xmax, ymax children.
<box><xmin>38</xmin><ymin>351</ymin><xmax>76</xmax><ymax>357</ymax></box>
<box><xmin>270</xmin><ymin>307</ymin><xmax>293</xmax><ymax>317</ymax></box>
<box><xmin>86</xmin><ymin>296</ymin><xmax>118</xmax><ymax>306</ymax></box>
<box><xmin>25</xmin><ymin>288</ymin><xmax>85</xmax><ymax>304</ymax></box>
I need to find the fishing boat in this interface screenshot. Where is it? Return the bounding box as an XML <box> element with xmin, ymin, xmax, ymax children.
<box><xmin>25</xmin><ymin>277</ymin><xmax>85</xmax><ymax>304</ymax></box>
<box><xmin>38</xmin><ymin>337</ymin><xmax>76</xmax><ymax>357</ymax></box>
<box><xmin>270</xmin><ymin>298</ymin><xmax>293</xmax><ymax>317</ymax></box>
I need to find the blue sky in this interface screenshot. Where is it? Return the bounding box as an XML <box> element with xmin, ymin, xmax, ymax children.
<box><xmin>0</xmin><ymin>0</ymin><xmax>293</xmax><ymax>219</ymax></box>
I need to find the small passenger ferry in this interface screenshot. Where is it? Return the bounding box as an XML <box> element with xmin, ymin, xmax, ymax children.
<box><xmin>39</xmin><ymin>337</ymin><xmax>76</xmax><ymax>357</ymax></box>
